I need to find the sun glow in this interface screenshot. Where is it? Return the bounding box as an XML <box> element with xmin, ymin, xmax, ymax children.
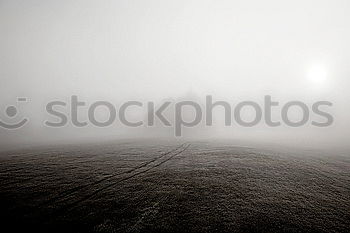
<box><xmin>307</xmin><ymin>64</ymin><xmax>328</xmax><ymax>89</ymax></box>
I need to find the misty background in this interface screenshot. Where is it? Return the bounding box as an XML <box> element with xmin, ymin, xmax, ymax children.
<box><xmin>1</xmin><ymin>0</ymin><xmax>350</xmax><ymax>150</ymax></box>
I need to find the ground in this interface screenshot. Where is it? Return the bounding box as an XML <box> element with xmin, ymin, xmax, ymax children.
<box><xmin>0</xmin><ymin>140</ymin><xmax>349</xmax><ymax>232</ymax></box>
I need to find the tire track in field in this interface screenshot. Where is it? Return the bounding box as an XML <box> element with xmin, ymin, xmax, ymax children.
<box><xmin>127</xmin><ymin>195</ymin><xmax>168</xmax><ymax>233</ymax></box>
<box><xmin>56</xmin><ymin>143</ymin><xmax>191</xmax><ymax>214</ymax></box>
<box><xmin>38</xmin><ymin>143</ymin><xmax>187</xmax><ymax>208</ymax></box>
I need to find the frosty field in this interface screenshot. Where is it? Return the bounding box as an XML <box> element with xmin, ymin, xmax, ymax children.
<box><xmin>0</xmin><ymin>140</ymin><xmax>349</xmax><ymax>233</ymax></box>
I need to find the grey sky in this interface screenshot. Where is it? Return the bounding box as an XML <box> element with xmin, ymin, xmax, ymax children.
<box><xmin>1</xmin><ymin>0</ymin><xmax>350</xmax><ymax>149</ymax></box>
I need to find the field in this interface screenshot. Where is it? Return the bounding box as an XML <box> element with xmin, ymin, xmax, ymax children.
<box><xmin>0</xmin><ymin>140</ymin><xmax>349</xmax><ymax>233</ymax></box>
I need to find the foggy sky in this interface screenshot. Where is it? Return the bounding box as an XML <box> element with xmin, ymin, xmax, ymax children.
<box><xmin>1</xmin><ymin>0</ymin><xmax>350</xmax><ymax>150</ymax></box>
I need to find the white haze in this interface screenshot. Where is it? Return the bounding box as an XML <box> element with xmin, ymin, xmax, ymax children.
<box><xmin>1</xmin><ymin>0</ymin><xmax>350</xmax><ymax>150</ymax></box>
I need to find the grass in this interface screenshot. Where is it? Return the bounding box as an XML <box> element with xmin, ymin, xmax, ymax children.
<box><xmin>0</xmin><ymin>140</ymin><xmax>349</xmax><ymax>232</ymax></box>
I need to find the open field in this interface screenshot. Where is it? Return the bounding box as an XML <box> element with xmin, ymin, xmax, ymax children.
<box><xmin>0</xmin><ymin>140</ymin><xmax>349</xmax><ymax>233</ymax></box>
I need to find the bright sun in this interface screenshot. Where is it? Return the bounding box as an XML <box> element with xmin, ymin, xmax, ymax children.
<box><xmin>306</xmin><ymin>64</ymin><xmax>328</xmax><ymax>88</ymax></box>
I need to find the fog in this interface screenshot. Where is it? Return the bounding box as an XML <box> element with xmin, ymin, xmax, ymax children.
<box><xmin>1</xmin><ymin>0</ymin><xmax>350</xmax><ymax>150</ymax></box>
